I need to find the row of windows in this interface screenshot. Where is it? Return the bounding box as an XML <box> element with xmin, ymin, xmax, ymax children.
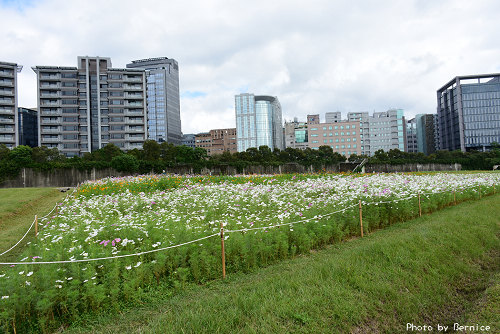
<box><xmin>310</xmin><ymin>124</ymin><xmax>356</xmax><ymax>131</ymax></box>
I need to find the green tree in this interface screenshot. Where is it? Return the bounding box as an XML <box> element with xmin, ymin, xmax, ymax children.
<box><xmin>9</xmin><ymin>145</ymin><xmax>33</xmax><ymax>165</ymax></box>
<box><xmin>0</xmin><ymin>144</ymin><xmax>9</xmax><ymax>161</ymax></box>
<box><xmin>143</xmin><ymin>140</ymin><xmax>161</xmax><ymax>161</ymax></box>
<box><xmin>111</xmin><ymin>154</ymin><xmax>139</xmax><ymax>173</ymax></box>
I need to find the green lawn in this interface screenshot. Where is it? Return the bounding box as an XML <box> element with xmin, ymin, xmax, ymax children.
<box><xmin>0</xmin><ymin>187</ymin><xmax>67</xmax><ymax>262</ymax></box>
<box><xmin>61</xmin><ymin>193</ymin><xmax>500</xmax><ymax>334</ymax></box>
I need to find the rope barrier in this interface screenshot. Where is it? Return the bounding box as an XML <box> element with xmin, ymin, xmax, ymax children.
<box><xmin>1</xmin><ymin>183</ymin><xmax>495</xmax><ymax>266</ymax></box>
<box><xmin>0</xmin><ymin>233</ymin><xmax>219</xmax><ymax>265</ymax></box>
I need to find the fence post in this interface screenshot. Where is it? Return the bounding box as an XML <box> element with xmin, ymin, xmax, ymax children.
<box><xmin>453</xmin><ymin>190</ymin><xmax>456</xmax><ymax>205</ymax></box>
<box><xmin>358</xmin><ymin>200</ymin><xmax>363</xmax><ymax>237</ymax></box>
<box><xmin>35</xmin><ymin>215</ymin><xmax>38</xmax><ymax>237</ymax></box>
<box><xmin>479</xmin><ymin>185</ymin><xmax>481</xmax><ymax>199</ymax></box>
<box><xmin>220</xmin><ymin>222</ymin><xmax>226</xmax><ymax>279</ymax></box>
<box><xmin>418</xmin><ymin>193</ymin><xmax>422</xmax><ymax>217</ymax></box>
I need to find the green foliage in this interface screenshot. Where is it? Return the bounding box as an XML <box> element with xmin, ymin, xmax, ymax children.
<box><xmin>8</xmin><ymin>145</ymin><xmax>33</xmax><ymax>165</ymax></box>
<box><xmin>111</xmin><ymin>155</ymin><xmax>139</xmax><ymax>173</ymax></box>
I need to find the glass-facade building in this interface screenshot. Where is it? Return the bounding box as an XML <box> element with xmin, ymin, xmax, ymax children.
<box><xmin>126</xmin><ymin>58</ymin><xmax>182</xmax><ymax>145</ymax></box>
<box><xmin>415</xmin><ymin>114</ymin><xmax>436</xmax><ymax>155</ymax></box>
<box><xmin>0</xmin><ymin>61</ymin><xmax>21</xmax><ymax>148</ymax></box>
<box><xmin>18</xmin><ymin>107</ymin><xmax>38</xmax><ymax>147</ymax></box>
<box><xmin>437</xmin><ymin>74</ymin><xmax>500</xmax><ymax>152</ymax></box>
<box><xmin>235</xmin><ymin>94</ymin><xmax>283</xmax><ymax>152</ymax></box>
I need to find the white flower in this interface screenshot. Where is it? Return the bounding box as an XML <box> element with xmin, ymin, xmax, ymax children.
<box><xmin>126</xmin><ymin>265</ymin><xmax>132</xmax><ymax>270</ymax></box>
<box><xmin>18</xmin><ymin>271</ymin><xmax>24</xmax><ymax>275</ymax></box>
<box><xmin>134</xmin><ymin>261</ymin><xmax>142</xmax><ymax>268</ymax></box>
<box><xmin>25</xmin><ymin>281</ymin><xmax>31</xmax><ymax>286</ymax></box>
<box><xmin>1</xmin><ymin>296</ymin><xmax>9</xmax><ymax>299</ymax></box>
<box><xmin>66</xmin><ymin>277</ymin><xmax>73</xmax><ymax>281</ymax></box>
<box><xmin>55</xmin><ymin>285</ymin><xmax>62</xmax><ymax>288</ymax></box>
<box><xmin>27</xmin><ymin>272</ymin><xmax>33</xmax><ymax>277</ymax></box>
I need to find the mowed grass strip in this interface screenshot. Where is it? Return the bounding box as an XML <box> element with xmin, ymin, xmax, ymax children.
<box><xmin>0</xmin><ymin>188</ymin><xmax>67</xmax><ymax>262</ymax></box>
<box><xmin>64</xmin><ymin>193</ymin><xmax>500</xmax><ymax>334</ymax></box>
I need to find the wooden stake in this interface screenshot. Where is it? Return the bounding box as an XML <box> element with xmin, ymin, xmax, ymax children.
<box><xmin>359</xmin><ymin>200</ymin><xmax>363</xmax><ymax>237</ymax></box>
<box><xmin>220</xmin><ymin>222</ymin><xmax>226</xmax><ymax>279</ymax></box>
<box><xmin>479</xmin><ymin>185</ymin><xmax>481</xmax><ymax>199</ymax></box>
<box><xmin>453</xmin><ymin>190</ymin><xmax>456</xmax><ymax>205</ymax></box>
<box><xmin>35</xmin><ymin>215</ymin><xmax>38</xmax><ymax>237</ymax></box>
<box><xmin>418</xmin><ymin>193</ymin><xmax>422</xmax><ymax>217</ymax></box>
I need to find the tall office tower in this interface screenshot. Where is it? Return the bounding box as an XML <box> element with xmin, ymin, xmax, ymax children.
<box><xmin>0</xmin><ymin>61</ymin><xmax>22</xmax><ymax>148</ymax></box>
<box><xmin>18</xmin><ymin>107</ymin><xmax>38</xmax><ymax>147</ymax></box>
<box><xmin>415</xmin><ymin>114</ymin><xmax>436</xmax><ymax>155</ymax></box>
<box><xmin>366</xmin><ymin>109</ymin><xmax>406</xmax><ymax>156</ymax></box>
<box><xmin>126</xmin><ymin>58</ymin><xmax>182</xmax><ymax>145</ymax></box>
<box><xmin>284</xmin><ymin>118</ymin><xmax>308</xmax><ymax>149</ymax></box>
<box><xmin>325</xmin><ymin>112</ymin><xmax>341</xmax><ymax>123</ymax></box>
<box><xmin>33</xmin><ymin>56</ymin><xmax>147</xmax><ymax>157</ymax></box>
<box><xmin>406</xmin><ymin>118</ymin><xmax>418</xmax><ymax>153</ymax></box>
<box><xmin>235</xmin><ymin>93</ymin><xmax>283</xmax><ymax>152</ymax></box>
<box><xmin>437</xmin><ymin>73</ymin><xmax>500</xmax><ymax>152</ymax></box>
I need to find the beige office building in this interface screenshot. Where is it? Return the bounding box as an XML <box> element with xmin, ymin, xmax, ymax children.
<box><xmin>0</xmin><ymin>61</ymin><xmax>21</xmax><ymax>148</ymax></box>
<box><xmin>307</xmin><ymin>116</ymin><xmax>362</xmax><ymax>157</ymax></box>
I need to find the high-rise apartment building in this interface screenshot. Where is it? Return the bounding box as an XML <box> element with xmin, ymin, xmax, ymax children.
<box><xmin>126</xmin><ymin>57</ymin><xmax>182</xmax><ymax>145</ymax></box>
<box><xmin>18</xmin><ymin>107</ymin><xmax>38</xmax><ymax>147</ymax></box>
<box><xmin>235</xmin><ymin>94</ymin><xmax>283</xmax><ymax>152</ymax></box>
<box><xmin>415</xmin><ymin>114</ymin><xmax>436</xmax><ymax>155</ymax></box>
<box><xmin>33</xmin><ymin>56</ymin><xmax>147</xmax><ymax>157</ymax></box>
<box><xmin>437</xmin><ymin>73</ymin><xmax>500</xmax><ymax>152</ymax></box>
<box><xmin>0</xmin><ymin>61</ymin><xmax>21</xmax><ymax>148</ymax></box>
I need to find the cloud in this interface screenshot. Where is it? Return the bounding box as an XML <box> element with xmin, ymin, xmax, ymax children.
<box><xmin>1</xmin><ymin>0</ymin><xmax>500</xmax><ymax>134</ymax></box>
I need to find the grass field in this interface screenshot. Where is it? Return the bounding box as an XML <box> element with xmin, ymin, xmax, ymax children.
<box><xmin>0</xmin><ymin>188</ymin><xmax>67</xmax><ymax>262</ymax></box>
<box><xmin>60</xmin><ymin>192</ymin><xmax>500</xmax><ymax>334</ymax></box>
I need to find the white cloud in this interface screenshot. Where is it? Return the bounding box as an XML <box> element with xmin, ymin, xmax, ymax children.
<box><xmin>1</xmin><ymin>0</ymin><xmax>499</xmax><ymax>133</ymax></box>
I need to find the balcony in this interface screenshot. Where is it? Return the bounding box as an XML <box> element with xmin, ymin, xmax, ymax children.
<box><xmin>41</xmin><ymin>136</ymin><xmax>60</xmax><ymax>142</ymax></box>
<box><xmin>0</xmin><ymin>80</ymin><xmax>13</xmax><ymax>87</ymax></box>
<box><xmin>0</xmin><ymin>127</ymin><xmax>14</xmax><ymax>133</ymax></box>
<box><xmin>127</xmin><ymin>118</ymin><xmax>144</xmax><ymax>124</ymax></box>
<box><xmin>0</xmin><ymin>136</ymin><xmax>15</xmax><ymax>143</ymax></box>
<box><xmin>124</xmin><ymin>85</ymin><xmax>143</xmax><ymax>90</ymax></box>
<box><xmin>126</xmin><ymin>126</ymin><xmax>144</xmax><ymax>132</ymax></box>
<box><xmin>40</xmin><ymin>83</ymin><xmax>60</xmax><ymax>89</ymax></box>
<box><xmin>0</xmin><ymin>89</ymin><xmax>14</xmax><ymax>96</ymax></box>
<box><xmin>0</xmin><ymin>98</ymin><xmax>14</xmax><ymax>105</ymax></box>
<box><xmin>41</xmin><ymin>101</ymin><xmax>61</xmax><ymax>107</ymax></box>
<box><xmin>41</xmin><ymin>118</ymin><xmax>61</xmax><ymax>125</ymax></box>
<box><xmin>40</xmin><ymin>74</ymin><xmax>61</xmax><ymax>80</ymax></box>
<box><xmin>124</xmin><ymin>76</ymin><xmax>142</xmax><ymax>82</ymax></box>
<box><xmin>0</xmin><ymin>108</ymin><xmax>14</xmax><ymax>115</ymax></box>
<box><xmin>40</xmin><ymin>92</ymin><xmax>60</xmax><ymax>98</ymax></box>
<box><xmin>41</xmin><ymin>127</ymin><xmax>60</xmax><ymax>133</ymax></box>
<box><xmin>0</xmin><ymin>118</ymin><xmax>14</xmax><ymax>124</ymax></box>
<box><xmin>0</xmin><ymin>70</ymin><xmax>14</xmax><ymax>78</ymax></box>
<box><xmin>124</xmin><ymin>93</ymin><xmax>143</xmax><ymax>99</ymax></box>
<box><xmin>124</xmin><ymin>102</ymin><xmax>143</xmax><ymax>107</ymax></box>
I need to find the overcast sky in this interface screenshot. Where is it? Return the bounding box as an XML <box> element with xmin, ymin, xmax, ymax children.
<box><xmin>1</xmin><ymin>0</ymin><xmax>499</xmax><ymax>134</ymax></box>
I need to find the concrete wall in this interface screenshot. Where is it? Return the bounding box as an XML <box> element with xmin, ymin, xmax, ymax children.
<box><xmin>0</xmin><ymin>163</ymin><xmax>461</xmax><ymax>188</ymax></box>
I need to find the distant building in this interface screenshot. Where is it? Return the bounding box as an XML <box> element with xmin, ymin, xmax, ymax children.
<box><xmin>126</xmin><ymin>57</ymin><xmax>182</xmax><ymax>145</ymax></box>
<box><xmin>364</xmin><ymin>109</ymin><xmax>406</xmax><ymax>156</ymax></box>
<box><xmin>307</xmin><ymin>118</ymin><xmax>362</xmax><ymax>157</ymax></box>
<box><xmin>0</xmin><ymin>61</ymin><xmax>21</xmax><ymax>148</ymax></box>
<box><xmin>235</xmin><ymin>93</ymin><xmax>283</xmax><ymax>152</ymax></box>
<box><xmin>18</xmin><ymin>107</ymin><xmax>38</xmax><ymax>147</ymax></box>
<box><xmin>325</xmin><ymin>112</ymin><xmax>341</xmax><ymax>123</ymax></box>
<box><xmin>415</xmin><ymin>114</ymin><xmax>436</xmax><ymax>155</ymax></box>
<box><xmin>195</xmin><ymin>128</ymin><xmax>237</xmax><ymax>156</ymax></box>
<box><xmin>284</xmin><ymin>118</ymin><xmax>308</xmax><ymax>149</ymax></box>
<box><xmin>33</xmin><ymin>56</ymin><xmax>147</xmax><ymax>157</ymax></box>
<box><xmin>182</xmin><ymin>133</ymin><xmax>195</xmax><ymax>148</ymax></box>
<box><xmin>406</xmin><ymin>118</ymin><xmax>418</xmax><ymax>153</ymax></box>
<box><xmin>437</xmin><ymin>73</ymin><xmax>500</xmax><ymax>152</ymax></box>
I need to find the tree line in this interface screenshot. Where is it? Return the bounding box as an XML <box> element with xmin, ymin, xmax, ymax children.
<box><xmin>1</xmin><ymin>141</ymin><xmax>499</xmax><ymax>182</ymax></box>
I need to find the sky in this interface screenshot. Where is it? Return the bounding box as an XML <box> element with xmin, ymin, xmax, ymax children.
<box><xmin>1</xmin><ymin>0</ymin><xmax>500</xmax><ymax>134</ymax></box>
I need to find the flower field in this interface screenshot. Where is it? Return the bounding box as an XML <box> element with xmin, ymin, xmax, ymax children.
<box><xmin>1</xmin><ymin>172</ymin><xmax>499</xmax><ymax>332</ymax></box>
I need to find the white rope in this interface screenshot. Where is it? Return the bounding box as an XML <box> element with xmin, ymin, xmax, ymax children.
<box><xmin>0</xmin><ymin>186</ymin><xmax>76</xmax><ymax>257</ymax></box>
<box><xmin>0</xmin><ymin>233</ymin><xmax>219</xmax><ymax>265</ymax></box>
<box><xmin>0</xmin><ymin>217</ymin><xmax>36</xmax><ymax>257</ymax></box>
